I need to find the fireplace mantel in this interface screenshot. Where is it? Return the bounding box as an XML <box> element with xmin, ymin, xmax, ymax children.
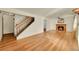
<box><xmin>56</xmin><ymin>23</ymin><xmax>66</xmax><ymax>32</ymax></box>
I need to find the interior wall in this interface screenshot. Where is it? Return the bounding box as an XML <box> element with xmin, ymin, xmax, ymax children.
<box><xmin>0</xmin><ymin>13</ymin><xmax>2</xmax><ymax>41</ymax></box>
<box><xmin>46</xmin><ymin>18</ymin><xmax>56</xmax><ymax>31</ymax></box>
<box><xmin>3</xmin><ymin>14</ymin><xmax>14</xmax><ymax>34</ymax></box>
<box><xmin>47</xmin><ymin>15</ymin><xmax>74</xmax><ymax>32</ymax></box>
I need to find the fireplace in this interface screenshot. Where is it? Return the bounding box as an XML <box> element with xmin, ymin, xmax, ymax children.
<box><xmin>56</xmin><ymin>24</ymin><xmax>66</xmax><ymax>32</ymax></box>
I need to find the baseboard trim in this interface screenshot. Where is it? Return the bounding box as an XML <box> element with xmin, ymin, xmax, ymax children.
<box><xmin>17</xmin><ymin>31</ymin><xmax>44</xmax><ymax>40</ymax></box>
<box><xmin>3</xmin><ymin>33</ymin><xmax>14</xmax><ymax>35</ymax></box>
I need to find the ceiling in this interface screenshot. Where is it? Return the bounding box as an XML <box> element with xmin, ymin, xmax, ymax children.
<box><xmin>15</xmin><ymin>8</ymin><xmax>74</xmax><ymax>18</ymax></box>
<box><xmin>47</xmin><ymin>8</ymin><xmax>74</xmax><ymax>18</ymax></box>
<box><xmin>15</xmin><ymin>8</ymin><xmax>57</xmax><ymax>16</ymax></box>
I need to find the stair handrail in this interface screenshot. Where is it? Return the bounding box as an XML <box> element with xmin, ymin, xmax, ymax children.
<box><xmin>15</xmin><ymin>16</ymin><xmax>33</xmax><ymax>36</ymax></box>
<box><xmin>16</xmin><ymin>16</ymin><xmax>31</xmax><ymax>27</ymax></box>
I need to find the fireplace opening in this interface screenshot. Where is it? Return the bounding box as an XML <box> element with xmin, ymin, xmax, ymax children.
<box><xmin>56</xmin><ymin>24</ymin><xmax>66</xmax><ymax>32</ymax></box>
<box><xmin>58</xmin><ymin>26</ymin><xmax>64</xmax><ymax>31</ymax></box>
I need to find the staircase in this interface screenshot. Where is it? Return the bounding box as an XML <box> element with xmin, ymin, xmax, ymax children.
<box><xmin>16</xmin><ymin>16</ymin><xmax>34</xmax><ymax>36</ymax></box>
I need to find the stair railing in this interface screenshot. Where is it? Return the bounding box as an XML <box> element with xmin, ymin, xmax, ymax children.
<box><xmin>16</xmin><ymin>16</ymin><xmax>34</xmax><ymax>36</ymax></box>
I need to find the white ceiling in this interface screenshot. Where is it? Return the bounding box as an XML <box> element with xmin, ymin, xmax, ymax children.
<box><xmin>15</xmin><ymin>8</ymin><xmax>57</xmax><ymax>16</ymax></box>
<box><xmin>15</xmin><ymin>8</ymin><xmax>74</xmax><ymax>18</ymax></box>
<box><xmin>47</xmin><ymin>8</ymin><xmax>74</xmax><ymax>18</ymax></box>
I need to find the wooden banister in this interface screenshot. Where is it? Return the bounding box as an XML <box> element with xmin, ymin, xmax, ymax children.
<box><xmin>15</xmin><ymin>16</ymin><xmax>34</xmax><ymax>36</ymax></box>
<box><xmin>16</xmin><ymin>17</ymin><xmax>30</xmax><ymax>26</ymax></box>
<box><xmin>16</xmin><ymin>17</ymin><xmax>32</xmax><ymax>28</ymax></box>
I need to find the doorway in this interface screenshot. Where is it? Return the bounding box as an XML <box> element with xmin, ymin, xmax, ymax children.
<box><xmin>2</xmin><ymin>13</ymin><xmax>16</xmax><ymax>42</ymax></box>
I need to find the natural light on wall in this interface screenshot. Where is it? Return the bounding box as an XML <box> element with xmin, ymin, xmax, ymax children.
<box><xmin>73</xmin><ymin>14</ymin><xmax>78</xmax><ymax>46</ymax></box>
<box><xmin>73</xmin><ymin>15</ymin><xmax>77</xmax><ymax>31</ymax></box>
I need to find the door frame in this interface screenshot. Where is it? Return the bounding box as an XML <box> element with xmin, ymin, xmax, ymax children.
<box><xmin>2</xmin><ymin>14</ymin><xmax>16</xmax><ymax>41</ymax></box>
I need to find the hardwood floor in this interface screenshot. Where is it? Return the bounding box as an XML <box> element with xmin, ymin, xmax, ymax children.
<box><xmin>0</xmin><ymin>31</ymin><xmax>78</xmax><ymax>51</ymax></box>
<box><xmin>2</xmin><ymin>33</ymin><xmax>16</xmax><ymax>41</ymax></box>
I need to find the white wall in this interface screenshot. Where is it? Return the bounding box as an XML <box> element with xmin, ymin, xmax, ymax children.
<box><xmin>47</xmin><ymin>15</ymin><xmax>74</xmax><ymax>32</ymax></box>
<box><xmin>46</xmin><ymin>18</ymin><xmax>56</xmax><ymax>31</ymax></box>
<box><xmin>0</xmin><ymin>13</ymin><xmax>2</xmax><ymax>41</ymax></box>
<box><xmin>3</xmin><ymin>14</ymin><xmax>14</xmax><ymax>34</ymax></box>
<box><xmin>17</xmin><ymin>16</ymin><xmax>44</xmax><ymax>39</ymax></box>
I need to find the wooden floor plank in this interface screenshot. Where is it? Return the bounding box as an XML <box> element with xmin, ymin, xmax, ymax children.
<box><xmin>0</xmin><ymin>30</ymin><xmax>78</xmax><ymax>51</ymax></box>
